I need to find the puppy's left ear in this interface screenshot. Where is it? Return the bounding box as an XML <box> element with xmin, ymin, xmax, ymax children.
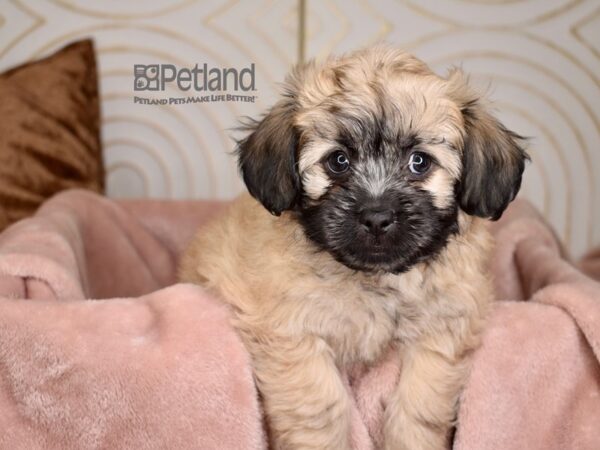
<box><xmin>448</xmin><ymin>70</ymin><xmax>529</xmax><ymax>221</ymax></box>
<box><xmin>236</xmin><ymin>93</ymin><xmax>300</xmax><ymax>216</ymax></box>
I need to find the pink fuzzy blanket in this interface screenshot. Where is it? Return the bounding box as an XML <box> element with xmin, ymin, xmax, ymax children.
<box><xmin>0</xmin><ymin>189</ymin><xmax>598</xmax><ymax>449</ymax></box>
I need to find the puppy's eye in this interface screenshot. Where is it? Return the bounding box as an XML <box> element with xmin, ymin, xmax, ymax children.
<box><xmin>408</xmin><ymin>152</ymin><xmax>431</xmax><ymax>175</ymax></box>
<box><xmin>326</xmin><ymin>151</ymin><xmax>350</xmax><ymax>175</ymax></box>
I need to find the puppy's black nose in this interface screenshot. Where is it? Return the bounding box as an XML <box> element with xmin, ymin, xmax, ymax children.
<box><xmin>359</xmin><ymin>209</ymin><xmax>395</xmax><ymax>236</ymax></box>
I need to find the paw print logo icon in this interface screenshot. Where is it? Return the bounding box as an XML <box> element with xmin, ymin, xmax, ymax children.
<box><xmin>134</xmin><ymin>65</ymin><xmax>160</xmax><ymax>91</ymax></box>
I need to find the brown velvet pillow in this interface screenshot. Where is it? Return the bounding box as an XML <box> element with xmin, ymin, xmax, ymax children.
<box><xmin>0</xmin><ymin>39</ymin><xmax>104</xmax><ymax>230</ymax></box>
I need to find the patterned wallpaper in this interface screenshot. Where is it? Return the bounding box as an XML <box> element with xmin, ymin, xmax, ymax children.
<box><xmin>0</xmin><ymin>0</ymin><xmax>599</xmax><ymax>257</ymax></box>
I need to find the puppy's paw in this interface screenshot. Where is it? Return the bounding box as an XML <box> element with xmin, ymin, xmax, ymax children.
<box><xmin>382</xmin><ymin>341</ymin><xmax>465</xmax><ymax>450</ymax></box>
<box><xmin>383</xmin><ymin>407</ymin><xmax>451</xmax><ymax>450</ymax></box>
<box><xmin>251</xmin><ymin>335</ymin><xmax>352</xmax><ymax>450</ymax></box>
<box><xmin>266</xmin><ymin>389</ymin><xmax>352</xmax><ymax>450</ymax></box>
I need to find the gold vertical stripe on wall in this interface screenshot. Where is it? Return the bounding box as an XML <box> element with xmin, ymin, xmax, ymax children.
<box><xmin>298</xmin><ymin>0</ymin><xmax>306</xmax><ymax>63</ymax></box>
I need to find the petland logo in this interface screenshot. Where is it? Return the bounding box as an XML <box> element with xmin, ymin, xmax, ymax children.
<box><xmin>133</xmin><ymin>63</ymin><xmax>257</xmax><ymax>105</ymax></box>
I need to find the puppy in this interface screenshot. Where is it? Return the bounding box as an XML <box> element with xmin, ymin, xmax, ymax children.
<box><xmin>179</xmin><ymin>46</ymin><xmax>528</xmax><ymax>450</ymax></box>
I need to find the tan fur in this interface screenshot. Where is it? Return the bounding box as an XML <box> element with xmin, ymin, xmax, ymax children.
<box><xmin>179</xmin><ymin>47</ymin><xmax>507</xmax><ymax>449</ymax></box>
<box><xmin>180</xmin><ymin>194</ymin><xmax>492</xmax><ymax>449</ymax></box>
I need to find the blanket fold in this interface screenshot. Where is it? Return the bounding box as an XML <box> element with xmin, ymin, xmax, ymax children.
<box><xmin>0</xmin><ymin>188</ymin><xmax>598</xmax><ymax>449</ymax></box>
<box><xmin>455</xmin><ymin>203</ymin><xmax>600</xmax><ymax>450</ymax></box>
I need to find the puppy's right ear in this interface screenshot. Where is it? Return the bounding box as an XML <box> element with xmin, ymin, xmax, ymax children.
<box><xmin>236</xmin><ymin>94</ymin><xmax>300</xmax><ymax>216</ymax></box>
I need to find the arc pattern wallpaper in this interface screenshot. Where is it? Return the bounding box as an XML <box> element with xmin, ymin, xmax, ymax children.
<box><xmin>0</xmin><ymin>0</ymin><xmax>598</xmax><ymax>257</ymax></box>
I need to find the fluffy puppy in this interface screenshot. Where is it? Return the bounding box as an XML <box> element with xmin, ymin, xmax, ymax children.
<box><xmin>179</xmin><ymin>46</ymin><xmax>528</xmax><ymax>450</ymax></box>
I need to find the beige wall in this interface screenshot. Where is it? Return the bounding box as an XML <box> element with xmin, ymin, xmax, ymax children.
<box><xmin>0</xmin><ymin>0</ymin><xmax>599</xmax><ymax>257</ymax></box>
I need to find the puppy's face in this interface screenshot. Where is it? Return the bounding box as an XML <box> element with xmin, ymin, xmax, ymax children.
<box><xmin>238</xmin><ymin>47</ymin><xmax>528</xmax><ymax>273</ymax></box>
